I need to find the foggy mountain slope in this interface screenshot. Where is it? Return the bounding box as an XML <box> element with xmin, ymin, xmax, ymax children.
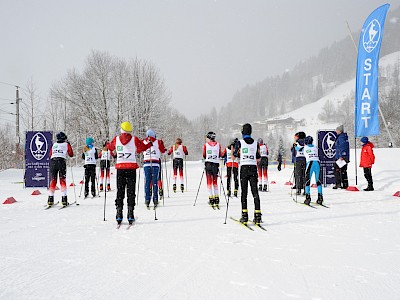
<box><xmin>216</xmin><ymin>5</ymin><xmax>400</xmax><ymax>131</ymax></box>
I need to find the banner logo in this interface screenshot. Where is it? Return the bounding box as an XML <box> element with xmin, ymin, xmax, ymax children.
<box><xmin>30</xmin><ymin>132</ymin><xmax>48</xmax><ymax>161</ymax></box>
<box><xmin>322</xmin><ymin>132</ymin><xmax>336</xmax><ymax>159</ymax></box>
<box><xmin>363</xmin><ymin>19</ymin><xmax>381</xmax><ymax>53</ymax></box>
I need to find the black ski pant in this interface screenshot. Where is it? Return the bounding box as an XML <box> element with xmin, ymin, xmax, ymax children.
<box><xmin>295</xmin><ymin>159</ymin><xmax>306</xmax><ymax>192</ymax></box>
<box><xmin>334</xmin><ymin>162</ymin><xmax>349</xmax><ymax>188</ymax></box>
<box><xmin>115</xmin><ymin>169</ymin><xmax>137</xmax><ymax>208</ymax></box>
<box><xmin>240</xmin><ymin>165</ymin><xmax>261</xmax><ymax>211</ymax></box>
<box><xmin>363</xmin><ymin>167</ymin><xmax>373</xmax><ymax>186</ymax></box>
<box><xmin>84</xmin><ymin>165</ymin><xmax>96</xmax><ymax>194</ymax></box>
<box><xmin>227</xmin><ymin>166</ymin><xmax>239</xmax><ymax>191</ymax></box>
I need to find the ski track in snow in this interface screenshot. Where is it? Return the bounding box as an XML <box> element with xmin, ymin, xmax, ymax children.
<box><xmin>1</xmin><ymin>148</ymin><xmax>400</xmax><ymax>299</ymax></box>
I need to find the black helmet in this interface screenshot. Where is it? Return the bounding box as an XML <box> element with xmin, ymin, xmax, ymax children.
<box><xmin>241</xmin><ymin>123</ymin><xmax>252</xmax><ymax>135</ymax></box>
<box><xmin>206</xmin><ymin>131</ymin><xmax>216</xmax><ymax>140</ymax></box>
<box><xmin>56</xmin><ymin>132</ymin><xmax>67</xmax><ymax>142</ymax></box>
<box><xmin>298</xmin><ymin>131</ymin><xmax>306</xmax><ymax>139</ymax></box>
<box><xmin>304</xmin><ymin>136</ymin><xmax>313</xmax><ymax>145</ymax></box>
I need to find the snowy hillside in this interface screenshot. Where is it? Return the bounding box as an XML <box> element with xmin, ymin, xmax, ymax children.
<box><xmin>1</xmin><ymin>148</ymin><xmax>400</xmax><ymax>299</ymax></box>
<box><xmin>276</xmin><ymin>51</ymin><xmax>400</xmax><ymax>141</ymax></box>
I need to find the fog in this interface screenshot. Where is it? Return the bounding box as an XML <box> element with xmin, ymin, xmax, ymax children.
<box><xmin>0</xmin><ymin>0</ymin><xmax>392</xmax><ymax>123</ymax></box>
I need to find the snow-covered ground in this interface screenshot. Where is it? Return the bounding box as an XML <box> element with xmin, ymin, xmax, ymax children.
<box><xmin>1</xmin><ymin>148</ymin><xmax>400</xmax><ymax>299</ymax></box>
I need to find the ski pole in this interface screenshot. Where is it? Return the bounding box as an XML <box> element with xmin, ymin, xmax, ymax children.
<box><xmin>78</xmin><ymin>172</ymin><xmax>85</xmax><ymax>197</ymax></box>
<box><xmin>193</xmin><ymin>169</ymin><xmax>205</xmax><ymax>206</ymax></box>
<box><xmin>184</xmin><ymin>156</ymin><xmax>188</xmax><ymax>192</ymax></box>
<box><xmin>164</xmin><ymin>155</ymin><xmax>170</xmax><ymax>198</ymax></box>
<box><xmin>70</xmin><ymin>164</ymin><xmax>79</xmax><ymax>205</ymax></box>
<box><xmin>103</xmin><ymin>158</ymin><xmax>108</xmax><ymax>221</ymax></box>
<box><xmin>160</xmin><ymin>160</ymin><xmax>165</xmax><ymax>206</ymax></box>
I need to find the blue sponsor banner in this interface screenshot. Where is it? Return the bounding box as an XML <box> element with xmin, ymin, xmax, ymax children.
<box><xmin>25</xmin><ymin>131</ymin><xmax>53</xmax><ymax>188</ymax></box>
<box><xmin>355</xmin><ymin>3</ymin><xmax>390</xmax><ymax>137</ymax></box>
<box><xmin>317</xmin><ymin>130</ymin><xmax>337</xmax><ymax>185</ymax></box>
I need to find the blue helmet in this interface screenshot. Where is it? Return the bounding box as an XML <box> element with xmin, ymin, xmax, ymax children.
<box><xmin>146</xmin><ymin>129</ymin><xmax>156</xmax><ymax>138</ymax></box>
<box><xmin>304</xmin><ymin>136</ymin><xmax>313</xmax><ymax>145</ymax></box>
<box><xmin>86</xmin><ymin>137</ymin><xmax>94</xmax><ymax>146</ymax></box>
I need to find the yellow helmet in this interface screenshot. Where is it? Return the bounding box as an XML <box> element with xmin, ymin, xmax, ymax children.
<box><xmin>121</xmin><ymin>121</ymin><xmax>133</xmax><ymax>132</ymax></box>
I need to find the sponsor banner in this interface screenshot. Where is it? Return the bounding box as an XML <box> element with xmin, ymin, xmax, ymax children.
<box><xmin>317</xmin><ymin>130</ymin><xmax>337</xmax><ymax>185</ymax></box>
<box><xmin>355</xmin><ymin>4</ymin><xmax>390</xmax><ymax>137</ymax></box>
<box><xmin>25</xmin><ymin>131</ymin><xmax>52</xmax><ymax>187</ymax></box>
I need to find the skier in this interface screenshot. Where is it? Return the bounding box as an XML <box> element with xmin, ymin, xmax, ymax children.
<box><xmin>143</xmin><ymin>129</ymin><xmax>166</xmax><ymax>208</ymax></box>
<box><xmin>299</xmin><ymin>136</ymin><xmax>323</xmax><ymax>205</ymax></box>
<box><xmin>48</xmin><ymin>132</ymin><xmax>74</xmax><ymax>207</ymax></box>
<box><xmin>222</xmin><ymin>138</ymin><xmax>239</xmax><ymax>198</ymax></box>
<box><xmin>333</xmin><ymin>125</ymin><xmax>350</xmax><ymax>189</ymax></box>
<box><xmin>257</xmin><ymin>138</ymin><xmax>269</xmax><ymax>192</ymax></box>
<box><xmin>233</xmin><ymin>123</ymin><xmax>262</xmax><ymax>225</ymax></box>
<box><xmin>108</xmin><ymin>122</ymin><xmax>152</xmax><ymax>224</ymax></box>
<box><xmin>167</xmin><ymin>138</ymin><xmax>189</xmax><ymax>193</ymax></box>
<box><xmin>359</xmin><ymin>137</ymin><xmax>375</xmax><ymax>191</ymax></box>
<box><xmin>82</xmin><ymin>137</ymin><xmax>98</xmax><ymax>198</ymax></box>
<box><xmin>203</xmin><ymin>131</ymin><xmax>223</xmax><ymax>208</ymax></box>
<box><xmin>98</xmin><ymin>140</ymin><xmax>111</xmax><ymax>191</ymax></box>
<box><xmin>294</xmin><ymin>138</ymin><xmax>306</xmax><ymax>195</ymax></box>
<box><xmin>290</xmin><ymin>131</ymin><xmax>306</xmax><ymax>189</ymax></box>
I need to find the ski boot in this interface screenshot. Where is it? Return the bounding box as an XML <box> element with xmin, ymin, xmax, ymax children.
<box><xmin>239</xmin><ymin>209</ymin><xmax>248</xmax><ymax>225</ymax></box>
<box><xmin>253</xmin><ymin>210</ymin><xmax>262</xmax><ymax>225</ymax></box>
<box><xmin>173</xmin><ymin>184</ymin><xmax>177</xmax><ymax>193</ymax></box>
<box><xmin>227</xmin><ymin>189</ymin><xmax>231</xmax><ymax>197</ymax></box>
<box><xmin>258</xmin><ymin>184</ymin><xmax>262</xmax><ymax>191</ymax></box>
<box><xmin>214</xmin><ymin>196</ymin><xmax>220</xmax><ymax>209</ymax></box>
<box><xmin>61</xmin><ymin>196</ymin><xmax>69</xmax><ymax>207</ymax></box>
<box><xmin>208</xmin><ymin>196</ymin><xmax>215</xmax><ymax>207</ymax></box>
<box><xmin>107</xmin><ymin>184</ymin><xmax>111</xmax><ymax>191</ymax></box>
<box><xmin>145</xmin><ymin>201</ymin><xmax>150</xmax><ymax>209</ymax></box>
<box><xmin>99</xmin><ymin>184</ymin><xmax>104</xmax><ymax>192</ymax></box>
<box><xmin>91</xmin><ymin>190</ymin><xmax>96</xmax><ymax>198</ymax></box>
<box><xmin>364</xmin><ymin>184</ymin><xmax>374</xmax><ymax>191</ymax></box>
<box><xmin>159</xmin><ymin>188</ymin><xmax>163</xmax><ymax>197</ymax></box>
<box><xmin>263</xmin><ymin>184</ymin><xmax>268</xmax><ymax>192</ymax></box>
<box><xmin>84</xmin><ymin>191</ymin><xmax>89</xmax><ymax>198</ymax></box>
<box><xmin>127</xmin><ymin>206</ymin><xmax>135</xmax><ymax>224</ymax></box>
<box><xmin>317</xmin><ymin>193</ymin><xmax>323</xmax><ymax>205</ymax></box>
<box><xmin>234</xmin><ymin>189</ymin><xmax>238</xmax><ymax>197</ymax></box>
<box><xmin>47</xmin><ymin>196</ymin><xmax>54</xmax><ymax>206</ymax></box>
<box><xmin>304</xmin><ymin>194</ymin><xmax>311</xmax><ymax>205</ymax></box>
<box><xmin>296</xmin><ymin>189</ymin><xmax>302</xmax><ymax>195</ymax></box>
<box><xmin>180</xmin><ymin>184</ymin><xmax>184</xmax><ymax>193</ymax></box>
<box><xmin>154</xmin><ymin>201</ymin><xmax>158</xmax><ymax>209</ymax></box>
<box><xmin>116</xmin><ymin>207</ymin><xmax>123</xmax><ymax>224</ymax></box>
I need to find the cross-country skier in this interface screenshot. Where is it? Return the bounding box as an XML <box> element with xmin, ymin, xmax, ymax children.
<box><xmin>203</xmin><ymin>131</ymin><xmax>223</xmax><ymax>208</ymax></box>
<box><xmin>333</xmin><ymin>125</ymin><xmax>350</xmax><ymax>189</ymax></box>
<box><xmin>294</xmin><ymin>138</ymin><xmax>306</xmax><ymax>195</ymax></box>
<box><xmin>360</xmin><ymin>137</ymin><xmax>375</xmax><ymax>191</ymax></box>
<box><xmin>299</xmin><ymin>136</ymin><xmax>323</xmax><ymax>205</ymax></box>
<box><xmin>143</xmin><ymin>129</ymin><xmax>166</xmax><ymax>209</ymax></box>
<box><xmin>48</xmin><ymin>132</ymin><xmax>74</xmax><ymax>207</ymax></box>
<box><xmin>82</xmin><ymin>137</ymin><xmax>98</xmax><ymax>198</ymax></box>
<box><xmin>290</xmin><ymin>131</ymin><xmax>306</xmax><ymax>189</ymax></box>
<box><xmin>233</xmin><ymin>124</ymin><xmax>262</xmax><ymax>225</ymax></box>
<box><xmin>257</xmin><ymin>138</ymin><xmax>269</xmax><ymax>192</ymax></box>
<box><xmin>99</xmin><ymin>140</ymin><xmax>111</xmax><ymax>191</ymax></box>
<box><xmin>108</xmin><ymin>122</ymin><xmax>152</xmax><ymax>224</ymax></box>
<box><xmin>222</xmin><ymin>138</ymin><xmax>239</xmax><ymax>198</ymax></box>
<box><xmin>167</xmin><ymin>138</ymin><xmax>188</xmax><ymax>193</ymax></box>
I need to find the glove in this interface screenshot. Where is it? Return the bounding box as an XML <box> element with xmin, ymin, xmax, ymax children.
<box><xmin>277</xmin><ymin>163</ymin><xmax>282</xmax><ymax>171</ymax></box>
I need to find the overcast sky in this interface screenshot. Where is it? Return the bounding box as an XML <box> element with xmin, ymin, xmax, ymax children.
<box><xmin>0</xmin><ymin>0</ymin><xmax>395</xmax><ymax>126</ymax></box>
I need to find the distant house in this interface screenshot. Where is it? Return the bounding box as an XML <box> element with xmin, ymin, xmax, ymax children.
<box><xmin>253</xmin><ymin>116</ymin><xmax>303</xmax><ymax>133</ymax></box>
